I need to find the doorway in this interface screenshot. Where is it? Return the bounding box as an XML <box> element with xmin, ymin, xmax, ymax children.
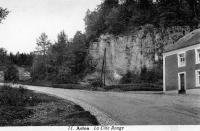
<box><xmin>178</xmin><ymin>72</ymin><xmax>186</xmax><ymax>94</ymax></box>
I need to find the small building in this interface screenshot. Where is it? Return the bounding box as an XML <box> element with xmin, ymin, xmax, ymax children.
<box><xmin>163</xmin><ymin>29</ymin><xmax>200</xmax><ymax>94</ymax></box>
<box><xmin>17</xmin><ymin>67</ymin><xmax>31</xmax><ymax>81</ymax></box>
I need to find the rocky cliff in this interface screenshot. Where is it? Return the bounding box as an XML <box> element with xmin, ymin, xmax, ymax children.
<box><xmin>88</xmin><ymin>25</ymin><xmax>191</xmax><ymax>85</ymax></box>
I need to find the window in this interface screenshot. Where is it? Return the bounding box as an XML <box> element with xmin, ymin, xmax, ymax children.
<box><xmin>178</xmin><ymin>52</ymin><xmax>186</xmax><ymax>67</ymax></box>
<box><xmin>195</xmin><ymin>48</ymin><xmax>200</xmax><ymax>64</ymax></box>
<box><xmin>195</xmin><ymin>70</ymin><xmax>200</xmax><ymax>87</ymax></box>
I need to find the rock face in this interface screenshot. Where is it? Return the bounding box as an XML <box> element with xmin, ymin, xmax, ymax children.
<box><xmin>89</xmin><ymin>25</ymin><xmax>191</xmax><ymax>85</ymax></box>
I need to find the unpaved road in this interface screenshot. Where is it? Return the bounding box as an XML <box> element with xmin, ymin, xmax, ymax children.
<box><xmin>23</xmin><ymin>85</ymin><xmax>200</xmax><ymax>125</ymax></box>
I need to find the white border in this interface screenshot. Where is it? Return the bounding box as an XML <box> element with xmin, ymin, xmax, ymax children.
<box><xmin>178</xmin><ymin>72</ymin><xmax>186</xmax><ymax>91</ymax></box>
<box><xmin>195</xmin><ymin>69</ymin><xmax>200</xmax><ymax>87</ymax></box>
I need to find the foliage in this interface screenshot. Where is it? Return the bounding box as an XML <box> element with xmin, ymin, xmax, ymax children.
<box><xmin>90</xmin><ymin>78</ymin><xmax>104</xmax><ymax>88</ymax></box>
<box><xmin>70</xmin><ymin>31</ymin><xmax>88</xmax><ymax>76</ymax></box>
<box><xmin>140</xmin><ymin>66</ymin><xmax>163</xmax><ymax>83</ymax></box>
<box><xmin>0</xmin><ymin>48</ymin><xmax>8</xmax><ymax>66</ymax></box>
<box><xmin>0</xmin><ymin>85</ymin><xmax>99</xmax><ymax>126</ymax></box>
<box><xmin>35</xmin><ymin>33</ymin><xmax>51</xmax><ymax>55</ymax></box>
<box><xmin>120</xmin><ymin>71</ymin><xmax>141</xmax><ymax>84</ymax></box>
<box><xmin>32</xmin><ymin>33</ymin><xmax>52</xmax><ymax>80</ymax></box>
<box><xmin>52</xmin><ymin>84</ymin><xmax>87</xmax><ymax>90</ymax></box>
<box><xmin>120</xmin><ymin>66</ymin><xmax>163</xmax><ymax>84</ymax></box>
<box><xmin>31</xmin><ymin>55</ymin><xmax>46</xmax><ymax>80</ymax></box>
<box><xmin>0</xmin><ymin>48</ymin><xmax>33</xmax><ymax>70</ymax></box>
<box><xmin>32</xmin><ymin>31</ymin><xmax>88</xmax><ymax>84</ymax></box>
<box><xmin>84</xmin><ymin>0</ymin><xmax>200</xmax><ymax>41</ymax></box>
<box><xmin>0</xmin><ymin>7</ymin><xmax>9</xmax><ymax>23</ymax></box>
<box><xmin>9</xmin><ymin>52</ymin><xmax>34</xmax><ymax>67</ymax></box>
<box><xmin>0</xmin><ymin>85</ymin><xmax>32</xmax><ymax>126</ymax></box>
<box><xmin>104</xmin><ymin>83</ymin><xmax>162</xmax><ymax>91</ymax></box>
<box><xmin>4</xmin><ymin>65</ymin><xmax>19</xmax><ymax>82</ymax></box>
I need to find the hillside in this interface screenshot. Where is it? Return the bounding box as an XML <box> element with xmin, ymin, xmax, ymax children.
<box><xmin>84</xmin><ymin>0</ymin><xmax>200</xmax><ymax>85</ymax></box>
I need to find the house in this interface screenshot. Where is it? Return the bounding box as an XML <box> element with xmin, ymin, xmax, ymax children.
<box><xmin>17</xmin><ymin>67</ymin><xmax>31</xmax><ymax>81</ymax></box>
<box><xmin>163</xmin><ymin>29</ymin><xmax>200</xmax><ymax>94</ymax></box>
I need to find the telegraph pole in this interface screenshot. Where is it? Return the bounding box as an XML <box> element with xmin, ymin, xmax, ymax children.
<box><xmin>104</xmin><ymin>48</ymin><xmax>106</xmax><ymax>86</ymax></box>
<box><xmin>101</xmin><ymin>48</ymin><xmax>106</xmax><ymax>87</ymax></box>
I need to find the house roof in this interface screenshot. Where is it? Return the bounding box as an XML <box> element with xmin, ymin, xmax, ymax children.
<box><xmin>164</xmin><ymin>28</ymin><xmax>200</xmax><ymax>53</ymax></box>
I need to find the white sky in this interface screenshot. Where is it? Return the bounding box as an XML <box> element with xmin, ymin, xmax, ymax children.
<box><xmin>0</xmin><ymin>0</ymin><xmax>101</xmax><ymax>53</ymax></box>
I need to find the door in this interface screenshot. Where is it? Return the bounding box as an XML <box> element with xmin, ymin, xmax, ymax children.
<box><xmin>178</xmin><ymin>72</ymin><xmax>186</xmax><ymax>94</ymax></box>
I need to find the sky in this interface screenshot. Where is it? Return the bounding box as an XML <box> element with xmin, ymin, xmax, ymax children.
<box><xmin>0</xmin><ymin>0</ymin><xmax>101</xmax><ymax>53</ymax></box>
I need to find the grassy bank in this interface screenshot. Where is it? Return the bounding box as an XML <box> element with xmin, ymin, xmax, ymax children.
<box><xmin>52</xmin><ymin>83</ymin><xmax>162</xmax><ymax>92</ymax></box>
<box><xmin>17</xmin><ymin>80</ymin><xmax>163</xmax><ymax>92</ymax></box>
<box><xmin>0</xmin><ymin>85</ymin><xmax>99</xmax><ymax>126</ymax></box>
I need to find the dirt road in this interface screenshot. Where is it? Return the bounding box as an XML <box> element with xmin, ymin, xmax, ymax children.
<box><xmin>23</xmin><ymin>85</ymin><xmax>200</xmax><ymax>125</ymax></box>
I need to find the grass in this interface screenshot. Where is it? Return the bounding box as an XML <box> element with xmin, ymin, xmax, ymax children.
<box><xmin>16</xmin><ymin>79</ymin><xmax>163</xmax><ymax>92</ymax></box>
<box><xmin>0</xmin><ymin>85</ymin><xmax>99</xmax><ymax>126</ymax></box>
<box><xmin>52</xmin><ymin>83</ymin><xmax>163</xmax><ymax>92</ymax></box>
<box><xmin>17</xmin><ymin>80</ymin><xmax>52</xmax><ymax>87</ymax></box>
<box><xmin>104</xmin><ymin>83</ymin><xmax>163</xmax><ymax>91</ymax></box>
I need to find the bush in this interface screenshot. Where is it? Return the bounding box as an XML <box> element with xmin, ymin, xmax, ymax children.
<box><xmin>120</xmin><ymin>71</ymin><xmax>141</xmax><ymax>84</ymax></box>
<box><xmin>56</xmin><ymin>75</ymin><xmax>79</xmax><ymax>84</ymax></box>
<box><xmin>52</xmin><ymin>84</ymin><xmax>86</xmax><ymax>90</ymax></box>
<box><xmin>4</xmin><ymin>65</ymin><xmax>19</xmax><ymax>83</ymax></box>
<box><xmin>90</xmin><ymin>78</ymin><xmax>103</xmax><ymax>88</ymax></box>
<box><xmin>120</xmin><ymin>67</ymin><xmax>163</xmax><ymax>84</ymax></box>
<box><xmin>0</xmin><ymin>106</ymin><xmax>33</xmax><ymax>126</ymax></box>
<box><xmin>0</xmin><ymin>85</ymin><xmax>34</xmax><ymax>126</ymax></box>
<box><xmin>140</xmin><ymin>66</ymin><xmax>163</xmax><ymax>83</ymax></box>
<box><xmin>0</xmin><ymin>85</ymin><xmax>53</xmax><ymax>107</ymax></box>
<box><xmin>104</xmin><ymin>83</ymin><xmax>162</xmax><ymax>91</ymax></box>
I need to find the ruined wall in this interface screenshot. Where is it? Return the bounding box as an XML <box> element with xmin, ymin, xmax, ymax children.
<box><xmin>88</xmin><ymin>26</ymin><xmax>191</xmax><ymax>85</ymax></box>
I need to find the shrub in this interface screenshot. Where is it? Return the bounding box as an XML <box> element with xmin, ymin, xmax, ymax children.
<box><xmin>0</xmin><ymin>85</ymin><xmax>50</xmax><ymax>107</ymax></box>
<box><xmin>120</xmin><ymin>66</ymin><xmax>163</xmax><ymax>84</ymax></box>
<box><xmin>104</xmin><ymin>83</ymin><xmax>162</xmax><ymax>91</ymax></box>
<box><xmin>52</xmin><ymin>84</ymin><xmax>86</xmax><ymax>90</ymax></box>
<box><xmin>0</xmin><ymin>85</ymin><xmax>34</xmax><ymax>126</ymax></box>
<box><xmin>0</xmin><ymin>106</ymin><xmax>33</xmax><ymax>126</ymax></box>
<box><xmin>140</xmin><ymin>66</ymin><xmax>163</xmax><ymax>83</ymax></box>
<box><xmin>120</xmin><ymin>71</ymin><xmax>141</xmax><ymax>84</ymax></box>
<box><xmin>4</xmin><ymin>65</ymin><xmax>19</xmax><ymax>83</ymax></box>
<box><xmin>90</xmin><ymin>78</ymin><xmax>103</xmax><ymax>88</ymax></box>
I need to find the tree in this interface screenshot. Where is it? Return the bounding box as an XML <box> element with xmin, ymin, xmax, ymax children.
<box><xmin>0</xmin><ymin>48</ymin><xmax>8</xmax><ymax>66</ymax></box>
<box><xmin>47</xmin><ymin>31</ymin><xmax>69</xmax><ymax>81</ymax></box>
<box><xmin>84</xmin><ymin>9</ymin><xmax>105</xmax><ymax>41</ymax></box>
<box><xmin>4</xmin><ymin>65</ymin><xmax>19</xmax><ymax>83</ymax></box>
<box><xmin>105</xmin><ymin>7</ymin><xmax>126</xmax><ymax>34</ymax></box>
<box><xmin>34</xmin><ymin>33</ymin><xmax>51</xmax><ymax>79</ymax></box>
<box><xmin>8</xmin><ymin>52</ymin><xmax>33</xmax><ymax>66</ymax></box>
<box><xmin>71</xmin><ymin>31</ymin><xmax>88</xmax><ymax>76</ymax></box>
<box><xmin>0</xmin><ymin>7</ymin><xmax>9</xmax><ymax>23</ymax></box>
<box><xmin>31</xmin><ymin>55</ymin><xmax>46</xmax><ymax>80</ymax></box>
<box><xmin>35</xmin><ymin>33</ymin><xmax>51</xmax><ymax>56</ymax></box>
<box><xmin>51</xmin><ymin>31</ymin><xmax>69</xmax><ymax>66</ymax></box>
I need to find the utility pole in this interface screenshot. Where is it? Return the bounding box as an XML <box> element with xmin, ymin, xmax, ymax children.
<box><xmin>104</xmin><ymin>48</ymin><xmax>106</xmax><ymax>87</ymax></box>
<box><xmin>101</xmin><ymin>48</ymin><xmax>106</xmax><ymax>87</ymax></box>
